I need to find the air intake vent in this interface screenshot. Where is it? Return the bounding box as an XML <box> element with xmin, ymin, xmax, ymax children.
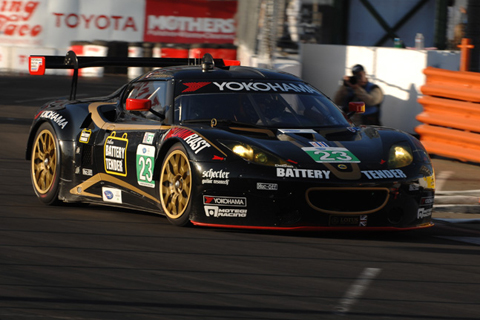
<box><xmin>306</xmin><ymin>187</ymin><xmax>389</xmax><ymax>214</ymax></box>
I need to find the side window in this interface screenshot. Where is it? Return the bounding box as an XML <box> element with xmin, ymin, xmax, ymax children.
<box><xmin>125</xmin><ymin>81</ymin><xmax>168</xmax><ymax>119</ymax></box>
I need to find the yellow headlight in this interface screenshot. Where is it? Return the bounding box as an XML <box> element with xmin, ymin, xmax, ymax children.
<box><xmin>388</xmin><ymin>144</ymin><xmax>413</xmax><ymax>168</ymax></box>
<box><xmin>223</xmin><ymin>141</ymin><xmax>289</xmax><ymax>166</ymax></box>
<box><xmin>232</xmin><ymin>145</ymin><xmax>254</xmax><ymax>160</ymax></box>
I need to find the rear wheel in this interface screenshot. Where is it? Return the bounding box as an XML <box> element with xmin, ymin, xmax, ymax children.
<box><xmin>31</xmin><ymin>122</ymin><xmax>61</xmax><ymax>205</ymax></box>
<box><xmin>160</xmin><ymin>143</ymin><xmax>193</xmax><ymax>226</ymax></box>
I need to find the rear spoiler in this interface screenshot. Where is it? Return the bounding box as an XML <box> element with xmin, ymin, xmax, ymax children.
<box><xmin>29</xmin><ymin>50</ymin><xmax>240</xmax><ymax>100</ymax></box>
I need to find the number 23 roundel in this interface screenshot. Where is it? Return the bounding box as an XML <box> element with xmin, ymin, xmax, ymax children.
<box><xmin>302</xmin><ymin>147</ymin><xmax>360</xmax><ymax>163</ymax></box>
<box><xmin>136</xmin><ymin>144</ymin><xmax>155</xmax><ymax>188</ymax></box>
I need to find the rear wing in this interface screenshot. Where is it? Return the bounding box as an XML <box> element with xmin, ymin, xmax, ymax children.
<box><xmin>28</xmin><ymin>50</ymin><xmax>240</xmax><ymax>100</ymax></box>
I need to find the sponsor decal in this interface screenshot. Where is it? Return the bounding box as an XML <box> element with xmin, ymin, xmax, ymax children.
<box><xmin>257</xmin><ymin>182</ymin><xmax>278</xmax><ymax>191</ymax></box>
<box><xmin>279</xmin><ymin>129</ymin><xmax>317</xmax><ymax>134</ymax></box>
<box><xmin>165</xmin><ymin>128</ymin><xmax>211</xmax><ymax>154</ymax></box>
<box><xmin>359</xmin><ymin>215</ymin><xmax>368</xmax><ymax>227</ymax></box>
<box><xmin>420</xmin><ymin>196</ymin><xmax>434</xmax><ymax>206</ymax></box>
<box><xmin>202</xmin><ymin>169</ymin><xmax>229</xmax><ymax>179</ymax></box>
<box><xmin>142</xmin><ymin>132</ymin><xmax>155</xmax><ymax>144</ymax></box>
<box><xmin>303</xmin><ymin>147</ymin><xmax>360</xmax><ymax>163</ymax></box>
<box><xmin>82</xmin><ymin>168</ymin><xmax>93</xmax><ymax>176</ymax></box>
<box><xmin>417</xmin><ymin>207</ymin><xmax>432</xmax><ymax>219</ymax></box>
<box><xmin>40</xmin><ymin>111</ymin><xmax>68</xmax><ymax>129</ymax></box>
<box><xmin>136</xmin><ymin>144</ymin><xmax>155</xmax><ymax>188</ymax></box>
<box><xmin>203</xmin><ymin>195</ymin><xmax>246</xmax><ymax>207</ymax></box>
<box><xmin>329</xmin><ymin>215</ymin><xmax>367</xmax><ymax>227</ymax></box>
<box><xmin>212</xmin><ymin>155</ymin><xmax>225</xmax><ymax>161</ymax></box>
<box><xmin>276</xmin><ymin>168</ymin><xmax>330</xmax><ymax>179</ymax></box>
<box><xmin>184</xmin><ymin>133</ymin><xmax>210</xmax><ymax>154</ymax></box>
<box><xmin>202</xmin><ymin>169</ymin><xmax>230</xmax><ymax>185</ymax></box>
<box><xmin>212</xmin><ymin>81</ymin><xmax>316</xmax><ymax>93</ymax></box>
<box><xmin>182</xmin><ymin>82</ymin><xmax>211</xmax><ymax>93</ymax></box>
<box><xmin>309</xmin><ymin>141</ymin><xmax>329</xmax><ymax>148</ymax></box>
<box><xmin>102</xmin><ymin>187</ymin><xmax>122</xmax><ymax>204</ymax></box>
<box><xmin>204</xmin><ymin>205</ymin><xmax>247</xmax><ymax>218</ymax></box>
<box><xmin>79</xmin><ymin>128</ymin><xmax>92</xmax><ymax>143</ymax></box>
<box><xmin>419</xmin><ymin>174</ymin><xmax>435</xmax><ymax>190</ymax></box>
<box><xmin>202</xmin><ymin>179</ymin><xmax>229</xmax><ymax>185</ymax></box>
<box><xmin>361</xmin><ymin>169</ymin><xmax>406</xmax><ymax>180</ymax></box>
<box><xmin>409</xmin><ymin>184</ymin><xmax>420</xmax><ymax>191</ymax></box>
<box><xmin>29</xmin><ymin>57</ymin><xmax>44</xmax><ymax>75</ymax></box>
<box><xmin>104</xmin><ymin>132</ymin><xmax>127</xmax><ymax>177</ymax></box>
<box><xmin>275</xmin><ymin>163</ymin><xmax>294</xmax><ymax>168</ymax></box>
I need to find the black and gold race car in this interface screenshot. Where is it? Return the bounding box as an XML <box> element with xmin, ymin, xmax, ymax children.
<box><xmin>26</xmin><ymin>52</ymin><xmax>435</xmax><ymax>230</ymax></box>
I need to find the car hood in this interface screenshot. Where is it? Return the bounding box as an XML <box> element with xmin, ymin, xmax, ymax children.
<box><xmin>194</xmin><ymin>124</ymin><xmax>416</xmax><ymax>171</ymax></box>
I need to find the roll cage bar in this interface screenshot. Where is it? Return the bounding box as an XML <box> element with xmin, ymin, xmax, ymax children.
<box><xmin>28</xmin><ymin>50</ymin><xmax>240</xmax><ymax>100</ymax></box>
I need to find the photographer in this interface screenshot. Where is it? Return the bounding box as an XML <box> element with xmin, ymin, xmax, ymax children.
<box><xmin>334</xmin><ymin>64</ymin><xmax>383</xmax><ymax>125</ymax></box>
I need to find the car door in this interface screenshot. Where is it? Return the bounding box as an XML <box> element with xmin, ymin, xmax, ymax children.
<box><xmin>93</xmin><ymin>79</ymin><xmax>172</xmax><ymax>208</ymax></box>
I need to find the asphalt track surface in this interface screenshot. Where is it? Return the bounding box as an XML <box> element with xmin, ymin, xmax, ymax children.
<box><xmin>1</xmin><ymin>73</ymin><xmax>480</xmax><ymax>320</ymax></box>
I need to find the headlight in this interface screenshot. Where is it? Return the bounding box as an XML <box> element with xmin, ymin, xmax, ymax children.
<box><xmin>388</xmin><ymin>143</ymin><xmax>413</xmax><ymax>168</ymax></box>
<box><xmin>222</xmin><ymin>141</ymin><xmax>289</xmax><ymax>166</ymax></box>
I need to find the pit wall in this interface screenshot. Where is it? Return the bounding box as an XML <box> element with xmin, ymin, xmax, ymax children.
<box><xmin>300</xmin><ymin>44</ymin><xmax>460</xmax><ymax>134</ymax></box>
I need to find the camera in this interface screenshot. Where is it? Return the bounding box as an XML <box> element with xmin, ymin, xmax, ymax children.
<box><xmin>343</xmin><ymin>75</ymin><xmax>359</xmax><ymax>86</ymax></box>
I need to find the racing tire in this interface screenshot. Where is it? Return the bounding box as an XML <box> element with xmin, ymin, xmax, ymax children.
<box><xmin>160</xmin><ymin>143</ymin><xmax>193</xmax><ymax>226</ymax></box>
<box><xmin>31</xmin><ymin>122</ymin><xmax>62</xmax><ymax>205</ymax></box>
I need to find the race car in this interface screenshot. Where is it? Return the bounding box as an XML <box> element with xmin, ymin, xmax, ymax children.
<box><xmin>26</xmin><ymin>51</ymin><xmax>435</xmax><ymax>230</ymax></box>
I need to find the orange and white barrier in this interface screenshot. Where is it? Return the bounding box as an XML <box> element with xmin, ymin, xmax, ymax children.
<box><xmin>416</xmin><ymin>66</ymin><xmax>480</xmax><ymax>163</ymax></box>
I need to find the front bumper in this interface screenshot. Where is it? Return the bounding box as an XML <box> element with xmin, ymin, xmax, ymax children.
<box><xmin>189</xmin><ymin>161</ymin><xmax>435</xmax><ymax>230</ymax></box>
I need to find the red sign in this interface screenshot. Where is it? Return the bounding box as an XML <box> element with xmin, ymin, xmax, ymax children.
<box><xmin>144</xmin><ymin>0</ymin><xmax>237</xmax><ymax>44</ymax></box>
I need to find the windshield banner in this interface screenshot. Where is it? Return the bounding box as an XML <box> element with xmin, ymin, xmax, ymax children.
<box><xmin>178</xmin><ymin>81</ymin><xmax>318</xmax><ymax>95</ymax></box>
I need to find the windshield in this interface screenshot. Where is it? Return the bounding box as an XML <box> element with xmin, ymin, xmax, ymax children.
<box><xmin>174</xmin><ymin>92</ymin><xmax>350</xmax><ymax>128</ymax></box>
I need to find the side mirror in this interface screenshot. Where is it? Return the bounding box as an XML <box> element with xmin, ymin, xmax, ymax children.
<box><xmin>126</xmin><ymin>98</ymin><xmax>152</xmax><ymax>111</ymax></box>
<box><xmin>348</xmin><ymin>101</ymin><xmax>365</xmax><ymax>114</ymax></box>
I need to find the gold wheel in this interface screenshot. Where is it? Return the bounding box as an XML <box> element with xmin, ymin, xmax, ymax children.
<box><xmin>32</xmin><ymin>128</ymin><xmax>57</xmax><ymax>194</ymax></box>
<box><xmin>160</xmin><ymin>145</ymin><xmax>192</xmax><ymax>226</ymax></box>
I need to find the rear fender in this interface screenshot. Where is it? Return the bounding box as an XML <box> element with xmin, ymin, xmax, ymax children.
<box><xmin>26</xmin><ymin>107</ymin><xmax>90</xmax><ymax>160</ymax></box>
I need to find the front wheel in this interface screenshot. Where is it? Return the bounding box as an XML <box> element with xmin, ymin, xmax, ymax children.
<box><xmin>31</xmin><ymin>122</ymin><xmax>61</xmax><ymax>205</ymax></box>
<box><xmin>160</xmin><ymin>143</ymin><xmax>193</xmax><ymax>226</ymax></box>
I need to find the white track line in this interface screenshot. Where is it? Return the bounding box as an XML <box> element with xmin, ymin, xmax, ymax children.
<box><xmin>435</xmin><ymin>170</ymin><xmax>454</xmax><ymax>192</ymax></box>
<box><xmin>334</xmin><ymin>267</ymin><xmax>382</xmax><ymax>315</ymax></box>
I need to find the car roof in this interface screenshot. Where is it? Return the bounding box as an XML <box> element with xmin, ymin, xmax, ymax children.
<box><xmin>139</xmin><ymin>65</ymin><xmax>303</xmax><ymax>82</ymax></box>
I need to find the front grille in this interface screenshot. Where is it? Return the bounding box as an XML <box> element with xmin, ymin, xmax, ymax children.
<box><xmin>306</xmin><ymin>187</ymin><xmax>390</xmax><ymax>214</ymax></box>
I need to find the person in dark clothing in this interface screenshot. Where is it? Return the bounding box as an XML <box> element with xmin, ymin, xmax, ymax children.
<box><xmin>334</xmin><ymin>64</ymin><xmax>384</xmax><ymax>125</ymax></box>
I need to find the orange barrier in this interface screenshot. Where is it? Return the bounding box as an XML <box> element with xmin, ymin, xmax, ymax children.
<box><xmin>416</xmin><ymin>67</ymin><xmax>480</xmax><ymax>163</ymax></box>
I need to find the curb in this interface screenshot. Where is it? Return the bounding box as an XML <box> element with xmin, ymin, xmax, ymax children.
<box><xmin>433</xmin><ymin>204</ymin><xmax>480</xmax><ymax>214</ymax></box>
<box><xmin>434</xmin><ymin>190</ymin><xmax>480</xmax><ymax>214</ymax></box>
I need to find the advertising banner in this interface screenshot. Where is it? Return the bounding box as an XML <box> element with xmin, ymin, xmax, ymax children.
<box><xmin>0</xmin><ymin>0</ymin><xmax>145</xmax><ymax>49</ymax></box>
<box><xmin>45</xmin><ymin>0</ymin><xmax>144</xmax><ymax>49</ymax></box>
<box><xmin>0</xmin><ymin>0</ymin><xmax>48</xmax><ymax>46</ymax></box>
<box><xmin>144</xmin><ymin>0</ymin><xmax>237</xmax><ymax>44</ymax></box>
